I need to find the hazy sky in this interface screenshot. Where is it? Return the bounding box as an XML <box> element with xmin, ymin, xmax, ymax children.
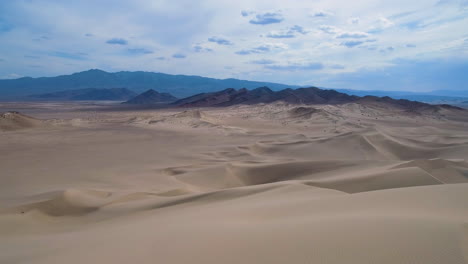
<box><xmin>0</xmin><ymin>0</ymin><xmax>467</xmax><ymax>91</ymax></box>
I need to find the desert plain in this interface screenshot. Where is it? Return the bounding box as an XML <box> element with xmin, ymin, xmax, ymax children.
<box><xmin>1</xmin><ymin>101</ymin><xmax>468</xmax><ymax>264</ymax></box>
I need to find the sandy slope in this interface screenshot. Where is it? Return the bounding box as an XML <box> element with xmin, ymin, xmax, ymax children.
<box><xmin>0</xmin><ymin>111</ymin><xmax>44</xmax><ymax>131</ymax></box>
<box><xmin>0</xmin><ymin>101</ymin><xmax>467</xmax><ymax>264</ymax></box>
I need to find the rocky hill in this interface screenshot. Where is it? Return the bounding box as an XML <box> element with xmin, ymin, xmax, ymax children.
<box><xmin>124</xmin><ymin>89</ymin><xmax>178</xmax><ymax>104</ymax></box>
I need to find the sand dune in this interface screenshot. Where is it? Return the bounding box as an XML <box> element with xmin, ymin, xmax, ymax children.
<box><xmin>0</xmin><ymin>102</ymin><xmax>467</xmax><ymax>264</ymax></box>
<box><xmin>0</xmin><ymin>111</ymin><xmax>44</xmax><ymax>131</ymax></box>
<box><xmin>394</xmin><ymin>158</ymin><xmax>468</xmax><ymax>183</ymax></box>
<box><xmin>1</xmin><ymin>183</ymin><xmax>467</xmax><ymax>264</ymax></box>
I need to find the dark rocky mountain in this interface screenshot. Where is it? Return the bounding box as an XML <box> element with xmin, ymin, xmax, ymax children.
<box><xmin>0</xmin><ymin>69</ymin><xmax>296</xmax><ymax>99</ymax></box>
<box><xmin>124</xmin><ymin>89</ymin><xmax>178</xmax><ymax>104</ymax></box>
<box><xmin>171</xmin><ymin>86</ymin><xmax>464</xmax><ymax>114</ymax></box>
<box><xmin>172</xmin><ymin>88</ymin><xmax>249</xmax><ymax>107</ymax></box>
<box><xmin>221</xmin><ymin>86</ymin><xmax>285</xmax><ymax>106</ymax></box>
<box><xmin>275</xmin><ymin>87</ymin><xmax>359</xmax><ymax>104</ymax></box>
<box><xmin>172</xmin><ymin>86</ymin><xmax>358</xmax><ymax>107</ymax></box>
<box><xmin>29</xmin><ymin>88</ymin><xmax>136</xmax><ymax>101</ymax></box>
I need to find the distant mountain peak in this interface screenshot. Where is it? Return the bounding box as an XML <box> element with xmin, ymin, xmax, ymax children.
<box><xmin>140</xmin><ymin>89</ymin><xmax>158</xmax><ymax>95</ymax></box>
<box><xmin>124</xmin><ymin>89</ymin><xmax>178</xmax><ymax>104</ymax></box>
<box><xmin>86</xmin><ymin>68</ymin><xmax>106</xmax><ymax>72</ymax></box>
<box><xmin>72</xmin><ymin>68</ymin><xmax>108</xmax><ymax>75</ymax></box>
<box><xmin>251</xmin><ymin>86</ymin><xmax>274</xmax><ymax>93</ymax></box>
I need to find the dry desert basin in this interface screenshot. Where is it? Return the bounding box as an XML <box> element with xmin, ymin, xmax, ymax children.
<box><xmin>1</xmin><ymin>101</ymin><xmax>468</xmax><ymax>264</ymax></box>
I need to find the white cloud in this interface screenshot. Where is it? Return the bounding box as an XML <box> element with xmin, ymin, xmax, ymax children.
<box><xmin>208</xmin><ymin>36</ymin><xmax>233</xmax><ymax>45</ymax></box>
<box><xmin>248</xmin><ymin>11</ymin><xmax>284</xmax><ymax>25</ymax></box>
<box><xmin>250</xmin><ymin>59</ymin><xmax>276</xmax><ymax>64</ymax></box>
<box><xmin>172</xmin><ymin>53</ymin><xmax>186</xmax><ymax>58</ymax></box>
<box><xmin>265</xmin><ymin>62</ymin><xmax>324</xmax><ymax>71</ymax></box>
<box><xmin>348</xmin><ymin>17</ymin><xmax>360</xmax><ymax>24</ymax></box>
<box><xmin>193</xmin><ymin>44</ymin><xmax>213</xmax><ymax>52</ymax></box>
<box><xmin>337</xmin><ymin>32</ymin><xmax>369</xmax><ymax>39</ymax></box>
<box><xmin>266</xmin><ymin>25</ymin><xmax>308</xmax><ymax>38</ymax></box>
<box><xmin>236</xmin><ymin>42</ymin><xmax>288</xmax><ymax>55</ymax></box>
<box><xmin>241</xmin><ymin>10</ymin><xmax>253</xmax><ymax>17</ymax></box>
<box><xmin>318</xmin><ymin>25</ymin><xmax>341</xmax><ymax>34</ymax></box>
<box><xmin>1</xmin><ymin>73</ymin><xmax>23</xmax><ymax>79</ymax></box>
<box><xmin>310</xmin><ymin>10</ymin><xmax>334</xmax><ymax>18</ymax></box>
<box><xmin>368</xmin><ymin>16</ymin><xmax>395</xmax><ymax>33</ymax></box>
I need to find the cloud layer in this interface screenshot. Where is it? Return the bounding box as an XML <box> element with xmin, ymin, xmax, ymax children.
<box><xmin>266</xmin><ymin>25</ymin><xmax>308</xmax><ymax>38</ymax></box>
<box><xmin>0</xmin><ymin>0</ymin><xmax>466</xmax><ymax>91</ymax></box>
<box><xmin>106</xmin><ymin>38</ymin><xmax>128</xmax><ymax>45</ymax></box>
<box><xmin>248</xmin><ymin>12</ymin><xmax>284</xmax><ymax>25</ymax></box>
<box><xmin>208</xmin><ymin>36</ymin><xmax>233</xmax><ymax>45</ymax></box>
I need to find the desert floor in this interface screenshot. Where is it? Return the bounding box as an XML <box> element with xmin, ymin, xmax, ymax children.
<box><xmin>1</xmin><ymin>101</ymin><xmax>468</xmax><ymax>264</ymax></box>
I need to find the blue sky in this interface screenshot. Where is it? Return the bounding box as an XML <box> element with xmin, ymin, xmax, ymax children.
<box><xmin>0</xmin><ymin>0</ymin><xmax>467</xmax><ymax>91</ymax></box>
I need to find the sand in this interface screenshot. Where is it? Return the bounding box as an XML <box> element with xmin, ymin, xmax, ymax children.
<box><xmin>1</xmin><ymin>101</ymin><xmax>468</xmax><ymax>264</ymax></box>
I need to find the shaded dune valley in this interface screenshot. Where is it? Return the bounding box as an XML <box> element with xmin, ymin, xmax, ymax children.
<box><xmin>1</xmin><ymin>98</ymin><xmax>468</xmax><ymax>264</ymax></box>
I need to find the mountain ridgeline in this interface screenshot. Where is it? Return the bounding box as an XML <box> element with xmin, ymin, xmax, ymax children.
<box><xmin>171</xmin><ymin>87</ymin><xmax>357</xmax><ymax>107</ymax></box>
<box><xmin>123</xmin><ymin>86</ymin><xmax>464</xmax><ymax>113</ymax></box>
<box><xmin>29</xmin><ymin>88</ymin><xmax>137</xmax><ymax>101</ymax></box>
<box><xmin>124</xmin><ymin>89</ymin><xmax>178</xmax><ymax>104</ymax></box>
<box><xmin>0</xmin><ymin>69</ymin><xmax>296</xmax><ymax>99</ymax></box>
<box><xmin>1</xmin><ymin>69</ymin><xmax>464</xmax><ymax>112</ymax></box>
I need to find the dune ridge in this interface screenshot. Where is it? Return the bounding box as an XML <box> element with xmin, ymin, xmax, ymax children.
<box><xmin>0</xmin><ymin>111</ymin><xmax>44</xmax><ymax>131</ymax></box>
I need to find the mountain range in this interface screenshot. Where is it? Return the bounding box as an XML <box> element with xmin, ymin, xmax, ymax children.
<box><xmin>172</xmin><ymin>87</ymin><xmax>357</xmax><ymax>107</ymax></box>
<box><xmin>1</xmin><ymin>69</ymin><xmax>466</xmax><ymax>108</ymax></box>
<box><xmin>29</xmin><ymin>88</ymin><xmax>136</xmax><ymax>101</ymax></box>
<box><xmin>121</xmin><ymin>86</ymin><xmax>463</xmax><ymax>114</ymax></box>
<box><xmin>0</xmin><ymin>69</ymin><xmax>295</xmax><ymax>99</ymax></box>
